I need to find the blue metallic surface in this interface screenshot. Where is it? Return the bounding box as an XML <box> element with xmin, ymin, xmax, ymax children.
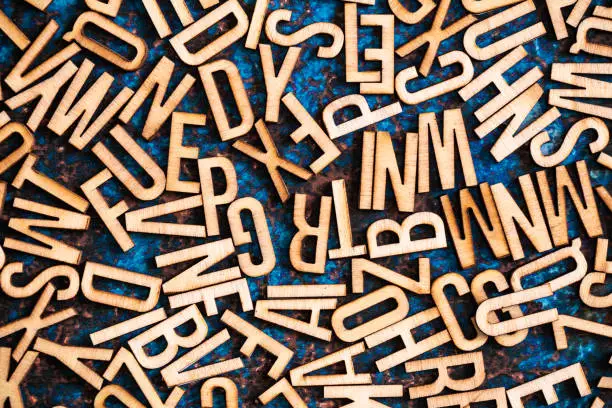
<box><xmin>0</xmin><ymin>0</ymin><xmax>610</xmax><ymax>406</ymax></box>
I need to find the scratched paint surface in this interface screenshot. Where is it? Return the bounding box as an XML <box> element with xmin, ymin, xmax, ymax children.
<box><xmin>0</xmin><ymin>0</ymin><xmax>610</xmax><ymax>406</ymax></box>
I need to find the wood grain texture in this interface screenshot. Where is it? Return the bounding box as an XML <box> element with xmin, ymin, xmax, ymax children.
<box><xmin>506</xmin><ymin>363</ymin><xmax>591</xmax><ymax>408</ymax></box>
<box><xmin>63</xmin><ymin>11</ymin><xmax>147</xmax><ymax>71</ymax></box>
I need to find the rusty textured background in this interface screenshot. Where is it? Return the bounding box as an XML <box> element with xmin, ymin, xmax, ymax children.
<box><xmin>0</xmin><ymin>0</ymin><xmax>610</xmax><ymax>406</ymax></box>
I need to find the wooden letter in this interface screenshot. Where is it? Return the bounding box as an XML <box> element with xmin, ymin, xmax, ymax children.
<box><xmin>417</xmin><ymin>109</ymin><xmax>478</xmax><ymax>193</ymax></box>
<box><xmin>1</xmin><ymin>263</ymin><xmax>79</xmax><ymax>301</ymax></box>
<box><xmin>332</xmin><ymin>285</ymin><xmax>409</xmax><ymax>342</ymax></box>
<box><xmin>550</xmin><ymin>63</ymin><xmax>612</xmax><ymax>120</ymax></box>
<box><xmin>4</xmin><ymin>198</ymin><xmax>89</xmax><ymax>264</ymax></box>
<box><xmin>170</xmin><ymin>0</ymin><xmax>248</xmax><ymax>66</ymax></box>
<box><xmin>198</xmin><ymin>59</ymin><xmax>253</xmax><ymax>141</ymax></box>
<box><xmin>323</xmin><ymin>95</ymin><xmax>402</xmax><ymax>140</ymax></box>
<box><xmin>260</xmin><ymin>44</ymin><xmax>301</xmax><ymax>122</ymax></box>
<box><xmin>491</xmin><ymin>177</ymin><xmax>553</xmax><ymax>260</ymax></box>
<box><xmin>63</xmin><ymin>11</ymin><xmax>147</xmax><ymax>71</ymax></box>
<box><xmin>5</xmin><ymin>62</ymin><xmax>78</xmax><ymax>132</ymax></box>
<box><xmin>81</xmin><ymin>169</ymin><xmax>133</xmax><ymax>252</ymax></box>
<box><xmin>552</xmin><ymin>315</ymin><xmax>612</xmax><ymax>350</ymax></box>
<box><xmin>161</xmin><ymin>329</ymin><xmax>244</xmax><ymax>387</ymax></box>
<box><xmin>464</xmin><ymin>1</ymin><xmax>546</xmax><ymax>61</ymax></box>
<box><xmin>0</xmin><ymin>284</ymin><xmax>76</xmax><ymax>361</ymax></box>
<box><xmin>129</xmin><ymin>304</ymin><xmax>208</xmax><ymax>369</ymax></box>
<box><xmin>265</xmin><ymin>9</ymin><xmax>343</xmax><ymax>58</ymax></box>
<box><xmin>405</xmin><ymin>352</ymin><xmax>486</xmax><ymax>399</ymax></box>
<box><xmin>119</xmin><ymin>56</ymin><xmax>196</xmax><ymax>139</ymax></box>
<box><xmin>167</xmin><ymin>112</ymin><xmax>207</xmax><ymax>194</ymax></box>
<box><xmin>329</xmin><ymin>179</ymin><xmax>367</xmax><ymax>259</ymax></box>
<box><xmin>473</xmin><ymin>84</ymin><xmax>560</xmax><ymax>162</ymax></box>
<box><xmin>471</xmin><ymin>270</ymin><xmax>528</xmax><ymax>347</ymax></box>
<box><xmin>530</xmin><ymin>117</ymin><xmax>609</xmax><ymax>168</ymax></box>
<box><xmin>0</xmin><ymin>348</ymin><xmax>38</xmax><ymax>408</ymax></box>
<box><xmin>201</xmin><ymin>378</ymin><xmax>238</xmax><ymax>408</ymax></box>
<box><xmin>290</xmin><ymin>343</ymin><xmax>371</xmax><ymax>386</ymax></box>
<box><xmin>441</xmin><ymin>183</ymin><xmax>510</xmax><ymax>269</ymax></box>
<box><xmin>48</xmin><ymin>59</ymin><xmax>133</xmax><ymax>150</ymax></box>
<box><xmin>571</xmin><ymin>17</ymin><xmax>612</xmax><ymax>58</ymax></box>
<box><xmin>545</xmin><ymin>0</ymin><xmax>591</xmax><ymax>40</ymax></box>
<box><xmin>396</xmin><ymin>51</ymin><xmax>474</xmax><ymax>105</ymax></box>
<box><xmin>81</xmin><ymin>262</ymin><xmax>162</xmax><ymax>312</ymax></box>
<box><xmin>580</xmin><ymin>272</ymin><xmax>612</xmax><ymax>308</ymax></box>
<box><xmin>259</xmin><ymin>378</ymin><xmax>307</xmax><ymax>407</ymax></box>
<box><xmin>459</xmin><ymin>46</ymin><xmax>542</xmax><ymax>124</ymax></box>
<box><xmin>475</xmin><ymin>284</ymin><xmax>558</xmax><ymax>336</ymax></box>
<box><xmin>125</xmin><ymin>195</ymin><xmax>206</xmax><ymax>237</ymax></box>
<box><xmin>227</xmin><ymin>197</ymin><xmax>276</xmax><ymax>277</ymax></box>
<box><xmin>12</xmin><ymin>154</ymin><xmax>88</xmax><ymax>212</ymax></box>
<box><xmin>168</xmin><ymin>278</ymin><xmax>253</xmax><ymax>316</ymax></box>
<box><xmin>431</xmin><ymin>273</ymin><xmax>487</xmax><ymax>351</ymax></box>
<box><xmin>324</xmin><ymin>385</ymin><xmax>403</xmax><ymax>407</ymax></box>
<box><xmin>33</xmin><ymin>338</ymin><xmax>112</xmax><ymax>390</ymax></box>
<box><xmin>89</xmin><ymin>308</ymin><xmax>167</xmax><ymax>345</ymax></box>
<box><xmin>102</xmin><ymin>348</ymin><xmax>184</xmax><ymax>408</ymax></box>
<box><xmin>363</xmin><ymin>131</ymin><xmax>418</xmax><ymax>213</ymax></box>
<box><xmin>282</xmin><ymin>93</ymin><xmax>340</xmax><ymax>174</ymax></box>
<box><xmin>198</xmin><ymin>156</ymin><xmax>238</xmax><ymax>237</ymax></box>
<box><xmin>92</xmin><ymin>125</ymin><xmax>166</xmax><ymax>201</ymax></box>
<box><xmin>0</xmin><ymin>10</ymin><xmax>30</xmax><ymax>50</ymax></box>
<box><xmin>536</xmin><ymin>161</ymin><xmax>602</xmax><ymax>246</ymax></box>
<box><xmin>244</xmin><ymin>0</ymin><xmax>270</xmax><ymax>49</ymax></box>
<box><xmin>506</xmin><ymin>363</ymin><xmax>590</xmax><ymax>408</ymax></box>
<box><xmin>233</xmin><ymin>120</ymin><xmax>312</xmax><ymax>202</ymax></box>
<box><xmin>352</xmin><ymin>258</ymin><xmax>430</xmax><ymax>295</ymax></box>
<box><xmin>221</xmin><ymin>310</ymin><xmax>292</xmax><ymax>380</ymax></box>
<box><xmin>255</xmin><ymin>298</ymin><xmax>337</xmax><ymax>341</ymax></box>
<box><xmin>427</xmin><ymin>387</ymin><xmax>508</xmax><ymax>408</ymax></box>
<box><xmin>157</xmin><ymin>238</ymin><xmax>239</xmax><ymax>294</ymax></box>
<box><xmin>290</xmin><ymin>193</ymin><xmax>332</xmax><ymax>274</ymax></box>
<box><xmin>366</xmin><ymin>308</ymin><xmax>451</xmax><ymax>372</ymax></box>
<box><xmin>367</xmin><ymin>212</ymin><xmax>447</xmax><ymax>259</ymax></box>
<box><xmin>510</xmin><ymin>238</ymin><xmax>587</xmax><ymax>292</ymax></box>
<box><xmin>5</xmin><ymin>20</ymin><xmax>80</xmax><ymax>93</ymax></box>
<box><xmin>396</xmin><ymin>0</ymin><xmax>477</xmax><ymax>75</ymax></box>
<box><xmin>345</xmin><ymin>5</ymin><xmax>395</xmax><ymax>94</ymax></box>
